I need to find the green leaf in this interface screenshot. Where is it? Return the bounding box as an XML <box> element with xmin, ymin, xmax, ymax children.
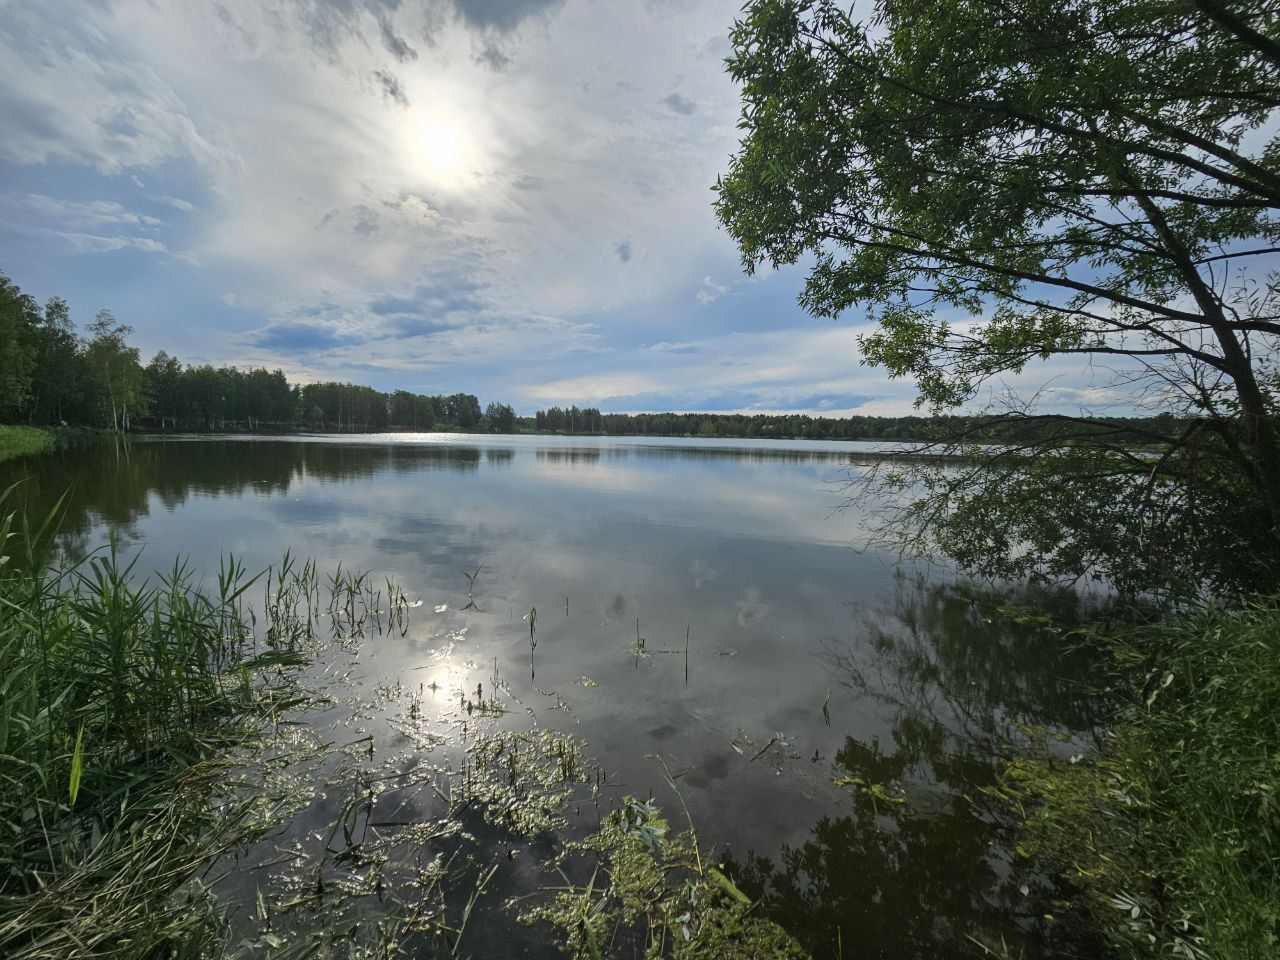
<box><xmin>707</xmin><ymin>866</ymin><xmax>752</xmax><ymax>906</ymax></box>
<box><xmin>68</xmin><ymin>722</ymin><xmax>84</xmax><ymax>807</ymax></box>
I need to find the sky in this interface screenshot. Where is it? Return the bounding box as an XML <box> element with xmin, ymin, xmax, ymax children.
<box><xmin>0</xmin><ymin>0</ymin><xmax>1124</xmax><ymax>417</ymax></box>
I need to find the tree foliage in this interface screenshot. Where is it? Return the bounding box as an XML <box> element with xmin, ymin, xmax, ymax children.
<box><xmin>716</xmin><ymin>0</ymin><xmax>1280</xmax><ymax>595</ymax></box>
<box><xmin>0</xmin><ymin>273</ymin><xmax>509</xmax><ymax>435</ymax></box>
<box><xmin>0</xmin><ymin>278</ymin><xmax>39</xmax><ymax>421</ymax></box>
<box><xmin>531</xmin><ymin>406</ymin><xmax>1181</xmax><ymax>443</ymax></box>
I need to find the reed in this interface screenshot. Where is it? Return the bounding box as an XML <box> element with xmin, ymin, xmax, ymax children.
<box><xmin>462</xmin><ymin>564</ymin><xmax>482</xmax><ymax>610</ymax></box>
<box><xmin>0</xmin><ymin>486</ymin><xmax>372</xmax><ymax>958</ymax></box>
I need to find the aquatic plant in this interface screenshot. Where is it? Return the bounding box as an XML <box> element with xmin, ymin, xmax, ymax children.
<box><xmin>0</xmin><ymin>490</ymin><xmax>303</xmax><ymax>956</ymax></box>
<box><xmin>462</xmin><ymin>564</ymin><xmax>482</xmax><ymax>611</ymax></box>
<box><xmin>0</xmin><ymin>486</ymin><xmax>430</xmax><ymax>958</ymax></box>
<box><xmin>521</xmin><ymin>796</ymin><xmax>808</xmax><ymax>959</ymax></box>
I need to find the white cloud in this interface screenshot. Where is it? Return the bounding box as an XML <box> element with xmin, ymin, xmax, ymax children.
<box><xmin>50</xmin><ymin>230</ymin><xmax>169</xmax><ymax>255</ymax></box>
<box><xmin>1</xmin><ymin>192</ymin><xmax>163</xmax><ymax>228</ymax></box>
<box><xmin>695</xmin><ymin>274</ymin><xmax>728</xmax><ymax>304</ymax></box>
<box><xmin>525</xmin><ymin>372</ymin><xmax>666</xmax><ymax>403</ymax></box>
<box><xmin>0</xmin><ymin>0</ymin><xmax>1165</xmax><ymax>416</ymax></box>
<box><xmin>0</xmin><ymin>5</ymin><xmax>238</xmax><ymax>177</ymax></box>
<box><xmin>1</xmin><ymin>1</ymin><xmax>745</xmax><ymax>317</ymax></box>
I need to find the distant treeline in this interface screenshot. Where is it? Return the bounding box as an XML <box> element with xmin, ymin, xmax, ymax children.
<box><xmin>530</xmin><ymin>405</ymin><xmax>1183</xmax><ymax>444</ymax></box>
<box><xmin>2</xmin><ymin>273</ymin><xmax>1182</xmax><ymax>442</ymax></box>
<box><xmin>0</xmin><ymin>274</ymin><xmax>516</xmax><ymax>433</ymax></box>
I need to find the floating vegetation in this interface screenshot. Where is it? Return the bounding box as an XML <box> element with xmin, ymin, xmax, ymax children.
<box><xmin>729</xmin><ymin>730</ymin><xmax>801</xmax><ymax>776</ymax></box>
<box><xmin>520</xmin><ymin>796</ymin><xmax>807</xmax><ymax>959</ymax></box>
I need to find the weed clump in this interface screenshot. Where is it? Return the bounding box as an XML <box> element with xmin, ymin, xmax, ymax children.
<box><xmin>999</xmin><ymin>602</ymin><xmax>1280</xmax><ymax>960</ymax></box>
<box><xmin>523</xmin><ymin>797</ymin><xmax>808</xmax><ymax>959</ymax></box>
<box><xmin>0</xmin><ymin>491</ymin><xmax>348</xmax><ymax>957</ymax></box>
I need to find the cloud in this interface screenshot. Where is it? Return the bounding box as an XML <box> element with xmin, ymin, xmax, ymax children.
<box><xmin>474</xmin><ymin>42</ymin><xmax>511</xmax><ymax>71</ymax></box>
<box><xmin>383</xmin><ymin>316</ymin><xmax>465</xmax><ymax>338</ymax></box>
<box><xmin>646</xmin><ymin>341</ymin><xmax>701</xmax><ymax>354</ymax></box>
<box><xmin>509</xmin><ymin>325</ymin><xmax>923</xmax><ymax>414</ymax></box>
<box><xmin>1</xmin><ymin>192</ymin><xmax>163</xmax><ymax>228</ymax></box>
<box><xmin>369</xmin><ymin>278</ymin><xmax>486</xmax><ymax>317</ymax></box>
<box><xmin>660</xmin><ymin>92</ymin><xmax>696</xmax><ymax>115</ymax></box>
<box><xmin>289</xmin><ymin>0</ymin><xmax>565</xmax><ymax>58</ymax></box>
<box><xmin>526</xmin><ymin>372</ymin><xmax>665</xmax><ymax>403</ymax></box>
<box><xmin>243</xmin><ymin>320</ymin><xmax>359</xmax><ymax>352</ymax></box>
<box><xmin>522</xmin><ymin>381</ymin><xmax>878</xmax><ymax>415</ymax></box>
<box><xmin>352</xmin><ymin>204</ymin><xmax>380</xmax><ymax>236</ymax></box>
<box><xmin>372</xmin><ymin>69</ymin><xmax>409</xmax><ymax>106</ymax></box>
<box><xmin>3</xmin><ymin>0</ymin><xmax>1132</xmax><ymax>418</ymax></box>
<box><xmin>695</xmin><ymin>275</ymin><xmax>728</xmax><ymax>304</ymax></box>
<box><xmin>41</xmin><ymin>229</ymin><xmax>169</xmax><ymax>255</ymax></box>
<box><xmin>0</xmin><ymin>16</ymin><xmax>237</xmax><ymax>177</ymax></box>
<box><xmin>377</xmin><ymin>14</ymin><xmax>418</xmax><ymax>62</ymax></box>
<box><xmin>452</xmin><ymin>0</ymin><xmax>565</xmax><ymax>33</ymax></box>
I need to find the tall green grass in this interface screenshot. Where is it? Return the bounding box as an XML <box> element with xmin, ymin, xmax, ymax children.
<box><xmin>0</xmin><ymin>425</ymin><xmax>54</xmax><ymax>463</ymax></box>
<box><xmin>0</xmin><ymin>488</ymin><xmax>314</xmax><ymax>957</ymax></box>
<box><xmin>1003</xmin><ymin>602</ymin><xmax>1280</xmax><ymax>959</ymax></box>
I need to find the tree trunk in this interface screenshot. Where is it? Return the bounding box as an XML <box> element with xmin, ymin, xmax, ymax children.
<box><xmin>1134</xmin><ymin>189</ymin><xmax>1280</xmax><ymax>536</ymax></box>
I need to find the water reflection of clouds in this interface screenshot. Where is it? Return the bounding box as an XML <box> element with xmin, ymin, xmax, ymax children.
<box><xmin>245</xmin><ymin>442</ymin><xmax>871</xmax><ymax>555</ymax></box>
<box><xmin>18</xmin><ymin>443</ymin><xmax>909</xmax><ymax>833</ymax></box>
<box><xmin>8</xmin><ymin>435</ymin><xmax>1105</xmax><ymax>958</ymax></box>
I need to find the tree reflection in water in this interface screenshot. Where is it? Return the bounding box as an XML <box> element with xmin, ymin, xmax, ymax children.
<box><xmin>0</xmin><ymin>436</ymin><xmax>489</xmax><ymax>558</ymax></box>
<box><xmin>2</xmin><ymin>439</ymin><xmax>1117</xmax><ymax>957</ymax></box>
<box><xmin>727</xmin><ymin>579</ymin><xmax>1110</xmax><ymax>960</ymax></box>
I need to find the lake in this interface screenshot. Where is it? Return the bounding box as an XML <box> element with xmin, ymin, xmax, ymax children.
<box><xmin>3</xmin><ymin>433</ymin><xmax>1100</xmax><ymax>958</ymax></box>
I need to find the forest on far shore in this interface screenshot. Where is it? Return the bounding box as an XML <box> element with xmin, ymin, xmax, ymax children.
<box><xmin>2</xmin><ymin>272</ymin><xmax>1182</xmax><ymax>444</ymax></box>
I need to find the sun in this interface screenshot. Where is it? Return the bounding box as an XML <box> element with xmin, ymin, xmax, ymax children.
<box><xmin>419</xmin><ymin>121</ymin><xmax>462</xmax><ymax>173</ymax></box>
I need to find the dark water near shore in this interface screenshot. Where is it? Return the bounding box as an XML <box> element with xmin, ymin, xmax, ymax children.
<box><xmin>3</xmin><ymin>433</ymin><xmax>1101</xmax><ymax>958</ymax></box>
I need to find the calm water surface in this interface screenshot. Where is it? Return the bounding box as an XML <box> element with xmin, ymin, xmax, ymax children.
<box><xmin>5</xmin><ymin>434</ymin><xmax>1100</xmax><ymax>958</ymax></box>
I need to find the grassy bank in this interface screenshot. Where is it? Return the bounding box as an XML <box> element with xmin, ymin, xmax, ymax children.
<box><xmin>1003</xmin><ymin>603</ymin><xmax>1280</xmax><ymax>959</ymax></box>
<box><xmin>0</xmin><ymin>425</ymin><xmax>54</xmax><ymax>463</ymax></box>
